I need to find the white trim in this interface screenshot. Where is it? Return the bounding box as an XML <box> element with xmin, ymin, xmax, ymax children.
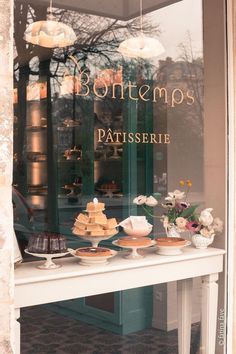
<box><xmin>226</xmin><ymin>1</ymin><xmax>235</xmax><ymax>353</ymax></box>
<box><xmin>152</xmin><ymin>313</ymin><xmax>200</xmax><ymax>332</ymax></box>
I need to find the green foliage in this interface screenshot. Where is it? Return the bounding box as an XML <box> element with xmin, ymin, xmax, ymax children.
<box><xmin>179</xmin><ymin>204</ymin><xmax>198</xmax><ymax>219</ymax></box>
<box><xmin>153</xmin><ymin>192</ymin><xmax>162</xmax><ymax>200</ymax></box>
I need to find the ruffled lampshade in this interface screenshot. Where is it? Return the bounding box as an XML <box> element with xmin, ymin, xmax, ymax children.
<box><xmin>117</xmin><ymin>35</ymin><xmax>164</xmax><ymax>59</ymax></box>
<box><xmin>24</xmin><ymin>16</ymin><xmax>77</xmax><ymax>48</ymax></box>
<box><xmin>118</xmin><ymin>0</ymin><xmax>164</xmax><ymax>59</ymax></box>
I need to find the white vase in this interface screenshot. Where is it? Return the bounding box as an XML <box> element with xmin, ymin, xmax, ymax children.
<box><xmin>191</xmin><ymin>234</ymin><xmax>215</xmax><ymax>249</ymax></box>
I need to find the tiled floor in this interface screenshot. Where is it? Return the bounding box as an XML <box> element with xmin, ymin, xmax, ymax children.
<box><xmin>21</xmin><ymin>306</ymin><xmax>200</xmax><ymax>354</ymax></box>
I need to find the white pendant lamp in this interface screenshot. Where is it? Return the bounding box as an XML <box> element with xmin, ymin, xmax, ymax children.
<box><xmin>24</xmin><ymin>0</ymin><xmax>77</xmax><ymax>48</ymax></box>
<box><xmin>118</xmin><ymin>0</ymin><xmax>164</xmax><ymax>59</ymax></box>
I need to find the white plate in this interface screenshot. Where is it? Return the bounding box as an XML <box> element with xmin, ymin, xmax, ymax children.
<box><xmin>24</xmin><ymin>249</ymin><xmax>70</xmax><ymax>269</ymax></box>
<box><xmin>72</xmin><ymin>231</ymin><xmax>119</xmax><ymax>247</ymax></box>
<box><xmin>112</xmin><ymin>239</ymin><xmax>156</xmax><ymax>259</ymax></box>
<box><xmin>68</xmin><ymin>248</ymin><xmax>117</xmax><ymax>266</ymax></box>
<box><xmin>156</xmin><ymin>241</ymin><xmax>191</xmax><ymax>256</ymax></box>
<box><xmin>25</xmin><ymin>249</ymin><xmax>70</xmax><ymax>258</ymax></box>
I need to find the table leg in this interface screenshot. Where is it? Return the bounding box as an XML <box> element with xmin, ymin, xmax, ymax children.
<box><xmin>177</xmin><ymin>278</ymin><xmax>193</xmax><ymax>354</ymax></box>
<box><xmin>14</xmin><ymin>308</ymin><xmax>20</xmax><ymax>354</ymax></box>
<box><xmin>200</xmin><ymin>273</ymin><xmax>219</xmax><ymax>354</ymax></box>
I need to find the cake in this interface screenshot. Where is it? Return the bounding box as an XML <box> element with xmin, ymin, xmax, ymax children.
<box><xmin>87</xmin><ymin>201</ymin><xmax>104</xmax><ymax>212</ymax></box>
<box><xmin>72</xmin><ymin>198</ymin><xmax>118</xmax><ymax>238</ymax></box>
<box><xmin>119</xmin><ymin>216</ymin><xmax>152</xmax><ymax>237</ymax></box>
<box><xmin>27</xmin><ymin>232</ymin><xmax>67</xmax><ymax>254</ymax></box>
<box><xmin>75</xmin><ymin>247</ymin><xmax>112</xmax><ymax>257</ymax></box>
<box><xmin>155</xmin><ymin>237</ymin><xmax>187</xmax><ymax>247</ymax></box>
<box><xmin>101</xmin><ymin>181</ymin><xmax>119</xmax><ymax>190</ymax></box>
<box><xmin>117</xmin><ymin>236</ymin><xmax>152</xmax><ymax>247</ymax></box>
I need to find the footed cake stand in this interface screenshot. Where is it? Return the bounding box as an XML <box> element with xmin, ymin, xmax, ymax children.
<box><xmin>25</xmin><ymin>249</ymin><xmax>70</xmax><ymax>269</ymax></box>
<box><xmin>156</xmin><ymin>241</ymin><xmax>191</xmax><ymax>256</ymax></box>
<box><xmin>68</xmin><ymin>248</ymin><xmax>118</xmax><ymax>266</ymax></box>
<box><xmin>112</xmin><ymin>240</ymin><xmax>156</xmax><ymax>259</ymax></box>
<box><xmin>73</xmin><ymin>231</ymin><xmax>118</xmax><ymax>247</ymax></box>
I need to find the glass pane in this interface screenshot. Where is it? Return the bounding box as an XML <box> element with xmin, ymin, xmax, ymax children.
<box><xmin>13</xmin><ymin>0</ymin><xmax>227</xmax><ymax>353</ymax></box>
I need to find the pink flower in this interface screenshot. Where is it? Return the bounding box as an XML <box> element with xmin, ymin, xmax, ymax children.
<box><xmin>186</xmin><ymin>221</ymin><xmax>200</xmax><ymax>233</ymax></box>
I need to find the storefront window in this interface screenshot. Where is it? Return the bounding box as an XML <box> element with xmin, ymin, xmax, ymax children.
<box><xmin>13</xmin><ymin>0</ymin><xmax>227</xmax><ymax>353</ymax></box>
<box><xmin>13</xmin><ymin>0</ymin><xmax>204</xmax><ymax>246</ymax></box>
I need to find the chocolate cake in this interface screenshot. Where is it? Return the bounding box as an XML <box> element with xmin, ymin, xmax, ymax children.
<box><xmin>27</xmin><ymin>232</ymin><xmax>67</xmax><ymax>254</ymax></box>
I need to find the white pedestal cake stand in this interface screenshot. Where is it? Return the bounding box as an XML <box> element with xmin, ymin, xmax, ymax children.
<box><xmin>156</xmin><ymin>241</ymin><xmax>191</xmax><ymax>256</ymax></box>
<box><xmin>73</xmin><ymin>231</ymin><xmax>118</xmax><ymax>248</ymax></box>
<box><xmin>112</xmin><ymin>240</ymin><xmax>156</xmax><ymax>259</ymax></box>
<box><xmin>68</xmin><ymin>248</ymin><xmax>118</xmax><ymax>266</ymax></box>
<box><xmin>24</xmin><ymin>249</ymin><xmax>70</xmax><ymax>269</ymax></box>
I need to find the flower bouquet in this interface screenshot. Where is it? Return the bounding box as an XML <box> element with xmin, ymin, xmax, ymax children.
<box><xmin>161</xmin><ymin>180</ymin><xmax>198</xmax><ymax>237</ymax></box>
<box><xmin>132</xmin><ymin>180</ymin><xmax>223</xmax><ymax>248</ymax></box>
<box><xmin>187</xmin><ymin>208</ymin><xmax>223</xmax><ymax>249</ymax></box>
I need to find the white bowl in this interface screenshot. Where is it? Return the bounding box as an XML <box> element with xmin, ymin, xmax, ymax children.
<box><xmin>123</xmin><ymin>225</ymin><xmax>153</xmax><ymax>237</ymax></box>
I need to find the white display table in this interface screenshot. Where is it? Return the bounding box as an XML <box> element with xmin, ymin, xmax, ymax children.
<box><xmin>14</xmin><ymin>246</ymin><xmax>225</xmax><ymax>354</ymax></box>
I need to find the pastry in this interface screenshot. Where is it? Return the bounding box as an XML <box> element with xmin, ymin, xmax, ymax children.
<box><xmin>87</xmin><ymin>201</ymin><xmax>104</xmax><ymax>212</ymax></box>
<box><xmin>155</xmin><ymin>237</ymin><xmax>187</xmax><ymax>247</ymax></box>
<box><xmin>75</xmin><ymin>247</ymin><xmax>112</xmax><ymax>257</ymax></box>
<box><xmin>86</xmin><ymin>224</ymin><xmax>103</xmax><ymax>232</ymax></box>
<box><xmin>76</xmin><ymin>213</ymin><xmax>89</xmax><ymax>224</ymax></box>
<box><xmin>72</xmin><ymin>199</ymin><xmax>117</xmax><ymax>238</ymax></box>
<box><xmin>74</xmin><ymin>221</ymin><xmax>86</xmax><ymax>230</ymax></box>
<box><xmin>89</xmin><ymin>230</ymin><xmax>105</xmax><ymax>236</ymax></box>
<box><xmin>104</xmin><ymin>229</ymin><xmax>118</xmax><ymax>236</ymax></box>
<box><xmin>103</xmin><ymin>218</ymin><xmax>117</xmax><ymax>230</ymax></box>
<box><xmin>89</xmin><ymin>214</ymin><xmax>107</xmax><ymax>225</ymax></box>
<box><xmin>117</xmin><ymin>236</ymin><xmax>152</xmax><ymax>247</ymax></box>
<box><xmin>27</xmin><ymin>232</ymin><xmax>67</xmax><ymax>254</ymax></box>
<box><xmin>72</xmin><ymin>227</ymin><xmax>88</xmax><ymax>236</ymax></box>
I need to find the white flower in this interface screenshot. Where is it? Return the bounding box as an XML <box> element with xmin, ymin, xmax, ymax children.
<box><xmin>162</xmin><ymin>199</ymin><xmax>175</xmax><ymax>208</ymax></box>
<box><xmin>199</xmin><ymin>208</ymin><xmax>214</xmax><ymax>227</ymax></box>
<box><xmin>166</xmin><ymin>189</ymin><xmax>185</xmax><ymax>202</ymax></box>
<box><xmin>200</xmin><ymin>227</ymin><xmax>215</xmax><ymax>238</ymax></box>
<box><xmin>133</xmin><ymin>195</ymin><xmax>147</xmax><ymax>205</ymax></box>
<box><xmin>145</xmin><ymin>196</ymin><xmax>158</xmax><ymax>207</ymax></box>
<box><xmin>212</xmin><ymin>217</ymin><xmax>223</xmax><ymax>233</ymax></box>
<box><xmin>175</xmin><ymin>217</ymin><xmax>187</xmax><ymax>230</ymax></box>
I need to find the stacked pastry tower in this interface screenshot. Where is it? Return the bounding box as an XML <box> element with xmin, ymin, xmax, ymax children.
<box><xmin>72</xmin><ymin>199</ymin><xmax>118</xmax><ymax>238</ymax></box>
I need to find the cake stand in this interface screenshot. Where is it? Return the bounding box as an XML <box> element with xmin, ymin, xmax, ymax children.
<box><xmin>73</xmin><ymin>231</ymin><xmax>119</xmax><ymax>247</ymax></box>
<box><xmin>104</xmin><ymin>142</ymin><xmax>122</xmax><ymax>159</ymax></box>
<box><xmin>156</xmin><ymin>241</ymin><xmax>191</xmax><ymax>256</ymax></box>
<box><xmin>68</xmin><ymin>248</ymin><xmax>117</xmax><ymax>266</ymax></box>
<box><xmin>25</xmin><ymin>249</ymin><xmax>70</xmax><ymax>269</ymax></box>
<box><xmin>97</xmin><ymin>188</ymin><xmax>120</xmax><ymax>198</ymax></box>
<box><xmin>112</xmin><ymin>240</ymin><xmax>156</xmax><ymax>259</ymax></box>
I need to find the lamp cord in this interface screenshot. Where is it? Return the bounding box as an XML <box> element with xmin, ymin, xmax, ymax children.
<box><xmin>140</xmin><ymin>0</ymin><xmax>143</xmax><ymax>34</ymax></box>
<box><xmin>49</xmin><ymin>0</ymin><xmax>53</xmax><ymax>14</ymax></box>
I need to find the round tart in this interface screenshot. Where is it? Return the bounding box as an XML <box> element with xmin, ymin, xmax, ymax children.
<box><xmin>155</xmin><ymin>237</ymin><xmax>187</xmax><ymax>247</ymax></box>
<box><xmin>117</xmin><ymin>236</ymin><xmax>152</xmax><ymax>247</ymax></box>
<box><xmin>75</xmin><ymin>247</ymin><xmax>112</xmax><ymax>257</ymax></box>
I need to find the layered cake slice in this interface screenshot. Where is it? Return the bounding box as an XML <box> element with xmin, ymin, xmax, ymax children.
<box><xmin>72</xmin><ymin>198</ymin><xmax>118</xmax><ymax>238</ymax></box>
<box><xmin>86</xmin><ymin>200</ymin><xmax>105</xmax><ymax>212</ymax></box>
<box><xmin>103</xmin><ymin>218</ymin><xmax>117</xmax><ymax>230</ymax></box>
